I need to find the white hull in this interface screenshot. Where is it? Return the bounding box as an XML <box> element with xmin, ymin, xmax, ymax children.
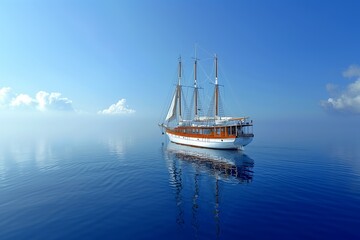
<box><xmin>166</xmin><ymin>132</ymin><xmax>253</xmax><ymax>150</ymax></box>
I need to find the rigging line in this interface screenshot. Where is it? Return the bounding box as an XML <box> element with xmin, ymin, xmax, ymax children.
<box><xmin>207</xmin><ymin>91</ymin><xmax>215</xmax><ymax>117</ymax></box>
<box><xmin>218</xmin><ymin>91</ymin><xmax>225</xmax><ymax>117</ymax></box>
<box><xmin>198</xmin><ymin>63</ymin><xmax>212</xmax><ymax>84</ymax></box>
<box><xmin>197</xmin><ymin>44</ymin><xmax>215</xmax><ymax>59</ymax></box>
<box><xmin>197</xmin><ymin>96</ymin><xmax>203</xmax><ymax>117</ymax></box>
<box><xmin>198</xmin><ymin>87</ymin><xmax>210</xmax><ymax>117</ymax></box>
<box><xmin>194</xmin><ymin>56</ymin><xmax>214</xmax><ymax>63</ymax></box>
<box><xmin>200</xmin><ymin>84</ymin><xmax>214</xmax><ymax>115</ymax></box>
<box><xmin>220</xmin><ymin>86</ymin><xmax>233</xmax><ymax>117</ymax></box>
<box><xmin>182</xmin><ymin>88</ymin><xmax>191</xmax><ymax>120</ymax></box>
<box><xmin>188</xmin><ymin>92</ymin><xmax>195</xmax><ymax>120</ymax></box>
<box><xmin>218</xmin><ymin>63</ymin><xmax>242</xmax><ymax>116</ymax></box>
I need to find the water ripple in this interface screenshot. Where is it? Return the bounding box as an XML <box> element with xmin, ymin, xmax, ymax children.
<box><xmin>1</xmin><ymin>136</ymin><xmax>360</xmax><ymax>239</ymax></box>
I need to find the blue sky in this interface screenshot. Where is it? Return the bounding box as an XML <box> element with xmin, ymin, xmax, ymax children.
<box><xmin>1</xmin><ymin>0</ymin><xmax>360</xmax><ymax>128</ymax></box>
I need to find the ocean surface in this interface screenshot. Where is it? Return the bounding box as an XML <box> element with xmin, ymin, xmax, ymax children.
<box><xmin>0</xmin><ymin>130</ymin><xmax>360</xmax><ymax>240</ymax></box>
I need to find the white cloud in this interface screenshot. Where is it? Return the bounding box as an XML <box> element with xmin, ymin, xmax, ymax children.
<box><xmin>321</xmin><ymin>65</ymin><xmax>360</xmax><ymax>114</ymax></box>
<box><xmin>343</xmin><ymin>64</ymin><xmax>360</xmax><ymax>78</ymax></box>
<box><xmin>36</xmin><ymin>91</ymin><xmax>73</xmax><ymax>111</ymax></box>
<box><xmin>325</xmin><ymin>83</ymin><xmax>338</xmax><ymax>95</ymax></box>
<box><xmin>98</xmin><ymin>99</ymin><xmax>135</xmax><ymax>115</ymax></box>
<box><xmin>10</xmin><ymin>94</ymin><xmax>36</xmax><ymax>107</ymax></box>
<box><xmin>349</xmin><ymin>79</ymin><xmax>360</xmax><ymax>93</ymax></box>
<box><xmin>0</xmin><ymin>87</ymin><xmax>12</xmax><ymax>107</ymax></box>
<box><xmin>0</xmin><ymin>87</ymin><xmax>74</xmax><ymax>112</ymax></box>
<box><xmin>36</xmin><ymin>91</ymin><xmax>49</xmax><ymax>111</ymax></box>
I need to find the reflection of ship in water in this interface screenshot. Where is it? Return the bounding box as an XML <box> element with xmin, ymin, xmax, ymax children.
<box><xmin>166</xmin><ymin>142</ymin><xmax>254</xmax><ymax>182</ymax></box>
<box><xmin>163</xmin><ymin>142</ymin><xmax>255</xmax><ymax>238</ymax></box>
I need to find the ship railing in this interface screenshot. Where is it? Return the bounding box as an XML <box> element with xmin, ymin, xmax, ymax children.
<box><xmin>179</xmin><ymin>117</ymin><xmax>253</xmax><ymax>127</ymax></box>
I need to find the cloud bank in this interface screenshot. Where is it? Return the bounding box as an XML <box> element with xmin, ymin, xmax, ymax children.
<box><xmin>321</xmin><ymin>65</ymin><xmax>360</xmax><ymax>114</ymax></box>
<box><xmin>36</xmin><ymin>91</ymin><xmax>73</xmax><ymax>111</ymax></box>
<box><xmin>1</xmin><ymin>86</ymin><xmax>135</xmax><ymax>115</ymax></box>
<box><xmin>98</xmin><ymin>99</ymin><xmax>135</xmax><ymax>115</ymax></box>
<box><xmin>0</xmin><ymin>87</ymin><xmax>74</xmax><ymax>112</ymax></box>
<box><xmin>0</xmin><ymin>87</ymin><xmax>12</xmax><ymax>108</ymax></box>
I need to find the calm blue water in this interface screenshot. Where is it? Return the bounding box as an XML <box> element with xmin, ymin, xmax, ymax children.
<box><xmin>0</xmin><ymin>131</ymin><xmax>360</xmax><ymax>239</ymax></box>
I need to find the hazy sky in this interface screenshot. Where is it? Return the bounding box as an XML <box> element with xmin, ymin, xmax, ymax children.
<box><xmin>1</xmin><ymin>0</ymin><xmax>360</xmax><ymax>126</ymax></box>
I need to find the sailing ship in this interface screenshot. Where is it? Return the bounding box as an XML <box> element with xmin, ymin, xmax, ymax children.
<box><xmin>160</xmin><ymin>53</ymin><xmax>254</xmax><ymax>150</ymax></box>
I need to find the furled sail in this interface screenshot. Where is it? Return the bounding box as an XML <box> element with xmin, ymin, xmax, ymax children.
<box><xmin>165</xmin><ymin>90</ymin><xmax>178</xmax><ymax>122</ymax></box>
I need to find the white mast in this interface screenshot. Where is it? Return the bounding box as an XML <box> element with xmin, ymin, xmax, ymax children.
<box><xmin>178</xmin><ymin>56</ymin><xmax>182</xmax><ymax>120</ymax></box>
<box><xmin>214</xmin><ymin>54</ymin><xmax>219</xmax><ymax>118</ymax></box>
<box><xmin>194</xmin><ymin>57</ymin><xmax>198</xmax><ymax>119</ymax></box>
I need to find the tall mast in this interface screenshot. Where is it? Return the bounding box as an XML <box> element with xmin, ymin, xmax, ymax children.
<box><xmin>178</xmin><ymin>56</ymin><xmax>182</xmax><ymax>85</ymax></box>
<box><xmin>214</xmin><ymin>54</ymin><xmax>219</xmax><ymax>118</ymax></box>
<box><xmin>194</xmin><ymin>57</ymin><xmax>198</xmax><ymax>118</ymax></box>
<box><xmin>178</xmin><ymin>56</ymin><xmax>182</xmax><ymax>119</ymax></box>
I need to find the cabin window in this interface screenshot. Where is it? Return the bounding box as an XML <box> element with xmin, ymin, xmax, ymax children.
<box><xmin>232</xmin><ymin>126</ymin><xmax>236</xmax><ymax>135</ymax></box>
<box><xmin>216</xmin><ymin>128</ymin><xmax>221</xmax><ymax>135</ymax></box>
<box><xmin>203</xmin><ymin>129</ymin><xmax>211</xmax><ymax>135</ymax></box>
